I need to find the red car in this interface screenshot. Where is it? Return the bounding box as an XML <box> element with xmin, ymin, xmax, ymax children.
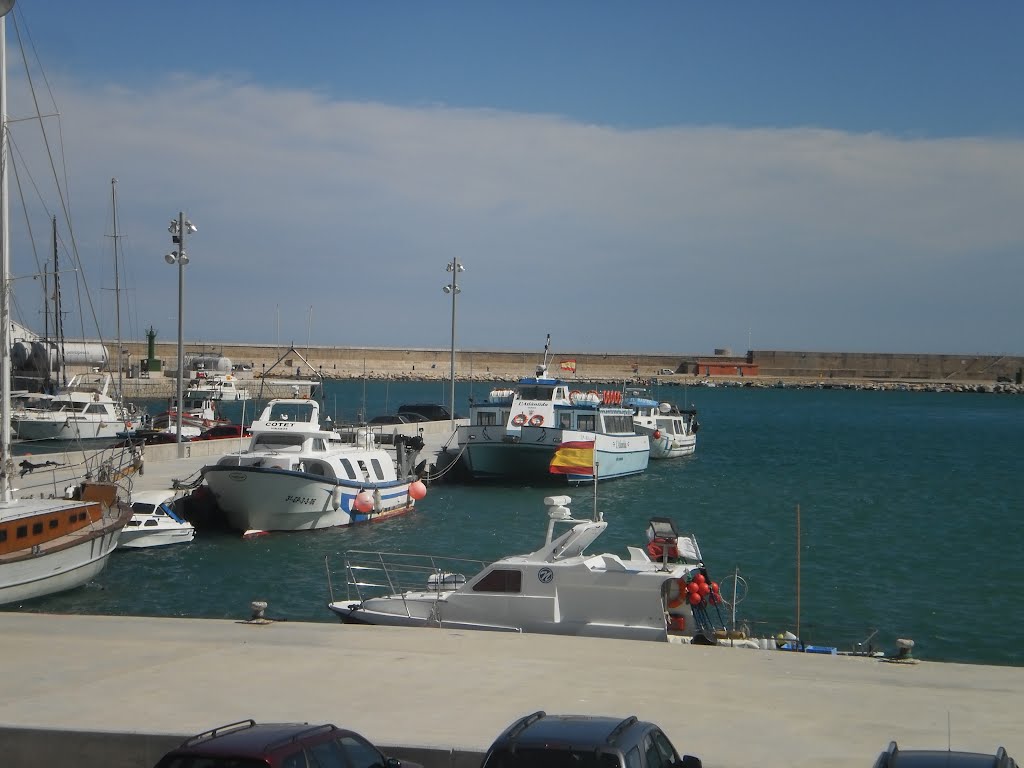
<box><xmin>194</xmin><ymin>425</ymin><xmax>250</xmax><ymax>441</ymax></box>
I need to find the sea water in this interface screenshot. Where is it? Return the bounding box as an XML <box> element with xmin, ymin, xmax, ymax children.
<box><xmin>7</xmin><ymin>380</ymin><xmax>1023</xmax><ymax>667</ymax></box>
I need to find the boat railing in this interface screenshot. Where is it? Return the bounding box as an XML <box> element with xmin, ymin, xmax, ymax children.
<box><xmin>334</xmin><ymin>550</ymin><xmax>489</xmax><ymax>604</ymax></box>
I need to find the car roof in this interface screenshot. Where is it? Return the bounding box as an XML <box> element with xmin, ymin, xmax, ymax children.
<box><xmin>173</xmin><ymin>721</ymin><xmax>340</xmax><ymax>757</ymax></box>
<box><xmin>496</xmin><ymin>713</ymin><xmax>646</xmax><ymax>751</ymax></box>
<box><xmin>877</xmin><ymin>743</ymin><xmax>1016</xmax><ymax>768</ymax></box>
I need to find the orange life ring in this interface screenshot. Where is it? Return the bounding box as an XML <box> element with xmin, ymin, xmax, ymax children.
<box><xmin>528</xmin><ymin>414</ymin><xmax>544</xmax><ymax>427</ymax></box>
<box><xmin>511</xmin><ymin>413</ymin><xmax>527</xmax><ymax>426</ymax></box>
<box><xmin>667</xmin><ymin>577</ymin><xmax>689</xmax><ymax>609</ymax></box>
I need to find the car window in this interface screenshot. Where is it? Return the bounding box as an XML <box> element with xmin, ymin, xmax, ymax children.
<box><xmin>282</xmin><ymin>750</ymin><xmax>308</xmax><ymax>768</ymax></box>
<box><xmin>307</xmin><ymin>739</ymin><xmax>346</xmax><ymax>768</ymax></box>
<box><xmin>335</xmin><ymin>734</ymin><xmax>386</xmax><ymax>768</ymax></box>
<box><xmin>625</xmin><ymin>746</ymin><xmax>642</xmax><ymax>768</ymax></box>
<box><xmin>651</xmin><ymin>731</ymin><xmax>679</xmax><ymax>766</ymax></box>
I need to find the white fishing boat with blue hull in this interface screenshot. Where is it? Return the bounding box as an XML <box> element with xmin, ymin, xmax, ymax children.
<box><xmin>201</xmin><ymin>396</ymin><xmax>427</xmax><ymax>534</ymax></box>
<box><xmin>457</xmin><ymin>339</ymin><xmax>649</xmax><ymax>484</ymax></box>
<box><xmin>624</xmin><ymin>389</ymin><xmax>700</xmax><ymax>460</ymax></box>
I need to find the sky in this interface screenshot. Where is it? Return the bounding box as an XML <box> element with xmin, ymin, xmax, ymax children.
<box><xmin>4</xmin><ymin>1</ymin><xmax>1023</xmax><ymax>357</ymax></box>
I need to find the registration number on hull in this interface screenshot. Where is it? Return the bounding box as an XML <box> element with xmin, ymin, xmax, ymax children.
<box><xmin>285</xmin><ymin>495</ymin><xmax>317</xmax><ymax>506</ymax></box>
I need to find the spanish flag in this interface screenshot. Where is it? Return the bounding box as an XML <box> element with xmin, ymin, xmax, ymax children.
<box><xmin>549</xmin><ymin>440</ymin><xmax>595</xmax><ymax>475</ymax></box>
<box><xmin>559</xmin><ymin>359</ymin><xmax>577</xmax><ymax>373</ymax></box>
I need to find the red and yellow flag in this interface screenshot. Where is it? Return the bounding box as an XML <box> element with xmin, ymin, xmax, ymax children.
<box><xmin>559</xmin><ymin>359</ymin><xmax>577</xmax><ymax>373</ymax></box>
<box><xmin>549</xmin><ymin>440</ymin><xmax>595</xmax><ymax>475</ymax></box>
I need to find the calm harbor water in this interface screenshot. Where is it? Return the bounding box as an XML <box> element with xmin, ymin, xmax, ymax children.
<box><xmin>7</xmin><ymin>380</ymin><xmax>1023</xmax><ymax>668</ymax></box>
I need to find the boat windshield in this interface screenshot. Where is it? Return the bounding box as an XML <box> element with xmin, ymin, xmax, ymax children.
<box><xmin>517</xmin><ymin>385</ymin><xmax>555</xmax><ymax>400</ymax></box>
<box><xmin>484</xmin><ymin>749</ymin><xmax>620</xmax><ymax>768</ymax></box>
<box><xmin>268</xmin><ymin>402</ymin><xmax>316</xmax><ymax>422</ymax></box>
<box><xmin>251</xmin><ymin>434</ymin><xmax>304</xmax><ymax>450</ymax></box>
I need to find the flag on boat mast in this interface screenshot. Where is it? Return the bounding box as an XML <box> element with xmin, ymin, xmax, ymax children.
<box><xmin>559</xmin><ymin>359</ymin><xmax>577</xmax><ymax>373</ymax></box>
<box><xmin>549</xmin><ymin>440</ymin><xmax>595</xmax><ymax>475</ymax></box>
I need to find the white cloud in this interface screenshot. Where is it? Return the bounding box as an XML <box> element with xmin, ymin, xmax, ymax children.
<box><xmin>10</xmin><ymin>74</ymin><xmax>1024</xmax><ymax>355</ymax></box>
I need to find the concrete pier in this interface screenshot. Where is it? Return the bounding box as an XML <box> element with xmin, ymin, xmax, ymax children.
<box><xmin>1</xmin><ymin>612</ymin><xmax>1022</xmax><ymax>768</ymax></box>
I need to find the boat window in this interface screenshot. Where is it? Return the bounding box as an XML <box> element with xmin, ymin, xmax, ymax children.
<box><xmin>49</xmin><ymin>518</ymin><xmax>58</xmax><ymax>529</ymax></box>
<box><xmin>0</xmin><ymin>529</ymin><xmax>6</xmax><ymax>543</ymax></box>
<box><xmin>370</xmin><ymin>459</ymin><xmax>385</xmax><ymax>479</ymax></box>
<box><xmin>252</xmin><ymin>434</ymin><xmax>304</xmax><ymax>450</ymax></box>
<box><xmin>33</xmin><ymin>522</ymin><xmax>43</xmax><ymax>535</ymax></box>
<box><xmin>144</xmin><ymin>520</ymin><xmax>159</xmax><ymax>527</ymax></box>
<box><xmin>126</xmin><ymin>520</ymin><xmax>140</xmax><ymax>527</ymax></box>
<box><xmin>602</xmin><ymin>414</ymin><xmax>633</xmax><ymax>434</ymax></box>
<box><xmin>339</xmin><ymin>459</ymin><xmax>356</xmax><ymax>480</ymax></box>
<box><xmin>472</xmin><ymin>568</ymin><xmax>522</xmax><ymax>593</ymax></box>
<box><xmin>16</xmin><ymin>525</ymin><xmax>28</xmax><ymax>539</ymax></box>
<box><xmin>559</xmin><ymin>412</ymin><xmax>571</xmax><ymax>429</ymax></box>
<box><xmin>312</xmin><ymin>438</ymin><xmax>327</xmax><ymax>451</ymax></box>
<box><xmin>477</xmin><ymin>411</ymin><xmax>497</xmax><ymax>426</ymax></box>
<box><xmin>269</xmin><ymin>402</ymin><xmax>315</xmax><ymax>422</ymax></box>
<box><xmin>306</xmin><ymin>461</ymin><xmax>329</xmax><ymax>477</ymax></box>
<box><xmin>577</xmin><ymin>414</ymin><xmax>596</xmax><ymax>431</ymax></box>
<box><xmin>517</xmin><ymin>385</ymin><xmax>555</xmax><ymax>400</ymax></box>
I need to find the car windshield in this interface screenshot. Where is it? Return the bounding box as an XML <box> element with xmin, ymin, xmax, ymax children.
<box><xmin>485</xmin><ymin>748</ymin><xmax>620</xmax><ymax>768</ymax></box>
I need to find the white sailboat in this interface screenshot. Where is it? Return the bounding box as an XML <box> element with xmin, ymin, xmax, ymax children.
<box><xmin>0</xmin><ymin>2</ymin><xmax>132</xmax><ymax>606</ymax></box>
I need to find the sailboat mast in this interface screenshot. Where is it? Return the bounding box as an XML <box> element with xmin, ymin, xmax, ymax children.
<box><xmin>111</xmin><ymin>177</ymin><xmax>122</xmax><ymax>396</ymax></box>
<box><xmin>1</xmin><ymin>6</ymin><xmax>13</xmax><ymax>501</ymax></box>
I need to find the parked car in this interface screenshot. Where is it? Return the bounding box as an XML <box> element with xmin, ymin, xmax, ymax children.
<box><xmin>194</xmin><ymin>424</ymin><xmax>250</xmax><ymax>441</ymax></box>
<box><xmin>153</xmin><ymin>719</ymin><xmax>423</xmax><ymax>768</ymax></box>
<box><xmin>367</xmin><ymin>414</ymin><xmax>415</xmax><ymax>425</ymax></box>
<box><xmin>397</xmin><ymin>403</ymin><xmax>453</xmax><ymax>421</ymax></box>
<box><xmin>480</xmin><ymin>711</ymin><xmax>702</xmax><ymax>768</ymax></box>
<box><xmin>872</xmin><ymin>741</ymin><xmax>1017</xmax><ymax>768</ymax></box>
<box><xmin>116</xmin><ymin>431</ymin><xmax>191</xmax><ymax>448</ymax></box>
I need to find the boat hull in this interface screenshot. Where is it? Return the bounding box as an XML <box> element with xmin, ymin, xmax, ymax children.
<box><xmin>203</xmin><ymin>465</ymin><xmax>417</xmax><ymax>532</ymax></box>
<box><xmin>0</xmin><ymin>505</ymin><xmax>125</xmax><ymax>606</ymax></box>
<box><xmin>461</xmin><ymin>427</ymin><xmax>649</xmax><ymax>483</ymax></box>
<box><xmin>117</xmin><ymin>527</ymin><xmax>195</xmax><ymax>549</ymax></box>
<box><xmin>12</xmin><ymin>417</ymin><xmax>138</xmax><ymax>441</ymax></box>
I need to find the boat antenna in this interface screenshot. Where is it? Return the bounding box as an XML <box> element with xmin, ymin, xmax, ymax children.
<box><xmin>537</xmin><ymin>333</ymin><xmax>551</xmax><ymax>378</ymax></box>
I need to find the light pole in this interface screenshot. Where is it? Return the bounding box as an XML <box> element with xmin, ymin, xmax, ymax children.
<box><xmin>442</xmin><ymin>258</ymin><xmax>464</xmax><ymax>431</ymax></box>
<box><xmin>165</xmin><ymin>212</ymin><xmax>197</xmax><ymax>458</ymax></box>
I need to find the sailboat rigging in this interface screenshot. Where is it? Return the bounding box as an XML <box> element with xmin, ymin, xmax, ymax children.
<box><xmin>0</xmin><ymin>0</ymin><xmax>132</xmax><ymax>606</ymax></box>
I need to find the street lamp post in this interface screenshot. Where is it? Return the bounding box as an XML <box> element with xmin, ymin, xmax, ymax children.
<box><xmin>165</xmin><ymin>212</ymin><xmax>197</xmax><ymax>458</ymax></box>
<box><xmin>442</xmin><ymin>258</ymin><xmax>464</xmax><ymax>431</ymax></box>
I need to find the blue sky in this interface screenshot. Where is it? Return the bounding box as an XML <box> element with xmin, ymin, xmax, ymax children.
<box><xmin>5</xmin><ymin>1</ymin><xmax>1023</xmax><ymax>356</ymax></box>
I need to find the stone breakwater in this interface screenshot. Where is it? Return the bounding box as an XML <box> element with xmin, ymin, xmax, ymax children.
<box><xmin>97</xmin><ymin>342</ymin><xmax>1024</xmax><ymax>399</ymax></box>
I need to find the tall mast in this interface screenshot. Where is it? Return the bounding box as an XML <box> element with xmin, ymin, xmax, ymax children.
<box><xmin>111</xmin><ymin>177</ymin><xmax>122</xmax><ymax>396</ymax></box>
<box><xmin>1</xmin><ymin>3</ymin><xmax>14</xmax><ymax>501</ymax></box>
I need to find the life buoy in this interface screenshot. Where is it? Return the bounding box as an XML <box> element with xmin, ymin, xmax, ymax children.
<box><xmin>667</xmin><ymin>577</ymin><xmax>689</xmax><ymax>609</ymax></box>
<box><xmin>569</xmin><ymin>390</ymin><xmax>581</xmax><ymax>400</ymax></box>
<box><xmin>528</xmin><ymin>414</ymin><xmax>544</xmax><ymax>427</ymax></box>
<box><xmin>511</xmin><ymin>413</ymin><xmax>527</xmax><ymax>426</ymax></box>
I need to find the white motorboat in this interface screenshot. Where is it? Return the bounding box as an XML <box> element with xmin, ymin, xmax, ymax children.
<box><xmin>327</xmin><ymin>495</ymin><xmax>726</xmax><ymax>642</ymax></box>
<box><xmin>11</xmin><ymin>372</ymin><xmax>142</xmax><ymax>441</ymax></box>
<box><xmin>201</xmin><ymin>396</ymin><xmax>427</xmax><ymax>533</ymax></box>
<box><xmin>118</xmin><ymin>491</ymin><xmax>196</xmax><ymax>549</ymax></box>
<box><xmin>184</xmin><ymin>373</ymin><xmax>251</xmax><ymax>402</ymax></box>
<box><xmin>0</xmin><ymin>8</ymin><xmax>133</xmax><ymax>606</ymax></box>
<box><xmin>456</xmin><ymin>337</ymin><xmax>649</xmax><ymax>484</ymax></box>
<box><xmin>624</xmin><ymin>389</ymin><xmax>700</xmax><ymax>459</ymax></box>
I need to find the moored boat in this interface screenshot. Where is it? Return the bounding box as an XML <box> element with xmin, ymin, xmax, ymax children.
<box><xmin>456</xmin><ymin>337</ymin><xmax>649</xmax><ymax>484</ymax></box>
<box><xmin>624</xmin><ymin>388</ymin><xmax>700</xmax><ymax>459</ymax></box>
<box><xmin>327</xmin><ymin>494</ymin><xmax>725</xmax><ymax>642</ymax></box>
<box><xmin>201</xmin><ymin>396</ymin><xmax>428</xmax><ymax>534</ymax></box>
<box><xmin>11</xmin><ymin>372</ymin><xmax>143</xmax><ymax>441</ymax></box>
<box><xmin>184</xmin><ymin>373</ymin><xmax>251</xmax><ymax>402</ymax></box>
<box><xmin>118</xmin><ymin>491</ymin><xmax>196</xmax><ymax>549</ymax></box>
<box><xmin>0</xmin><ymin>7</ymin><xmax>133</xmax><ymax>604</ymax></box>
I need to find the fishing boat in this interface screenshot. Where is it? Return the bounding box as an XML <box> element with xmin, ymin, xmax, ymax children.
<box><xmin>117</xmin><ymin>491</ymin><xmax>196</xmax><ymax>549</ymax></box>
<box><xmin>143</xmin><ymin>391</ymin><xmax>229</xmax><ymax>439</ymax></box>
<box><xmin>184</xmin><ymin>373</ymin><xmax>251</xmax><ymax>401</ymax></box>
<box><xmin>0</xmin><ymin>6</ymin><xmax>133</xmax><ymax>605</ymax></box>
<box><xmin>456</xmin><ymin>336</ymin><xmax>649</xmax><ymax>484</ymax></box>
<box><xmin>327</xmin><ymin>494</ymin><xmax>725</xmax><ymax>642</ymax></box>
<box><xmin>201</xmin><ymin>394</ymin><xmax>428</xmax><ymax>534</ymax></box>
<box><xmin>624</xmin><ymin>388</ymin><xmax>700</xmax><ymax>459</ymax></box>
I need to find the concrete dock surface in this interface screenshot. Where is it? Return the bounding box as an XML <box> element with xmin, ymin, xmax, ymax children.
<box><xmin>1</xmin><ymin>612</ymin><xmax>1022</xmax><ymax>768</ymax></box>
